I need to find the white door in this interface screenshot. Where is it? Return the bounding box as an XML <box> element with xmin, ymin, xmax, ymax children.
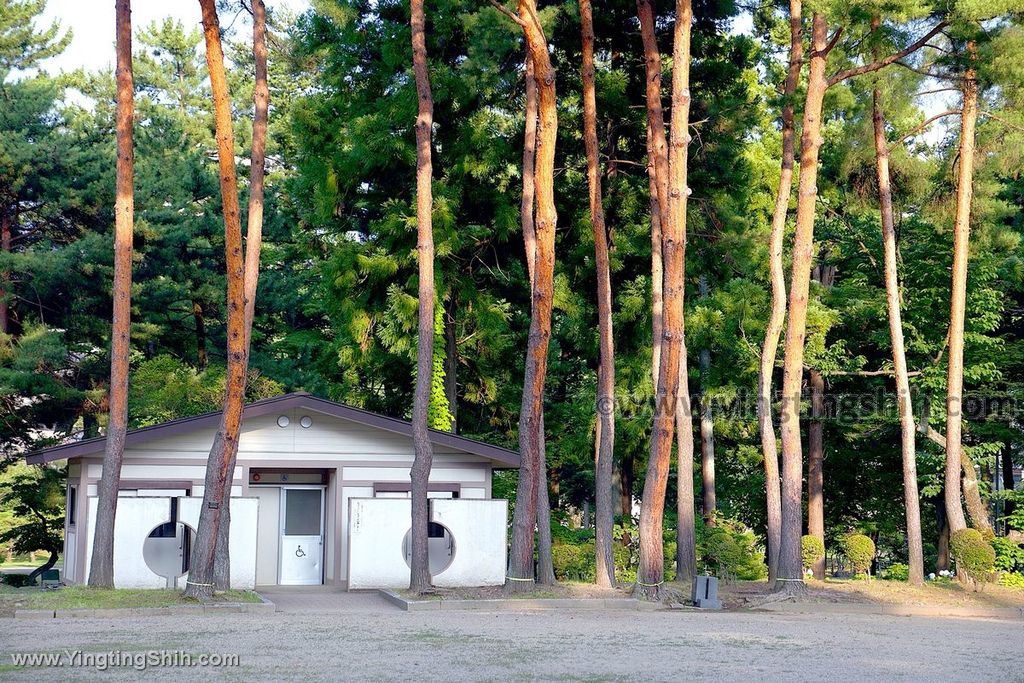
<box><xmin>279</xmin><ymin>487</ymin><xmax>324</xmax><ymax>585</ymax></box>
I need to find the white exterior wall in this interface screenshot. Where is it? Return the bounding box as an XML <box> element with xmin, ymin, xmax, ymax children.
<box><xmin>178</xmin><ymin>498</ymin><xmax>259</xmax><ymax>590</ymax></box>
<box><xmin>67</xmin><ymin>407</ymin><xmax>504</xmax><ymax>587</ymax></box>
<box><xmin>82</xmin><ymin>497</ymin><xmax>258</xmax><ymax>589</ymax></box>
<box><xmin>347</xmin><ymin>498</ymin><xmax>507</xmax><ymax>589</ymax></box>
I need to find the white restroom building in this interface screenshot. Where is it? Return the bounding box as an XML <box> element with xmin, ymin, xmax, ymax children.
<box><xmin>25</xmin><ymin>392</ymin><xmax>518</xmax><ymax>589</ymax></box>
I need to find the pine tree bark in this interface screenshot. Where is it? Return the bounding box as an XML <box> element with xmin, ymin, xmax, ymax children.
<box><xmin>620</xmin><ymin>453</ymin><xmax>634</xmax><ymax>517</ymax></box>
<box><xmin>636</xmin><ymin>0</ymin><xmax>672</xmax><ymax>599</ymax></box>
<box><xmin>670</xmin><ymin>0</ymin><xmax>696</xmax><ymax>587</ymax></box>
<box><xmin>88</xmin><ymin>0</ymin><xmax>134</xmax><ymax>588</ymax></box>
<box><xmin>871</xmin><ymin>36</ymin><xmax>925</xmax><ymax>585</ymax></box>
<box><xmin>759</xmin><ymin>0</ymin><xmax>801</xmax><ymax>584</ymax></box>
<box><xmin>535</xmin><ymin>422</ymin><xmax>556</xmax><ymax>585</ymax></box>
<box><xmin>580</xmin><ymin>0</ymin><xmax>615</xmax><ymax>588</ymax></box>
<box><xmin>807</xmin><ymin>368</ymin><xmax>825</xmax><ymax>580</ymax></box>
<box><xmin>776</xmin><ymin>11</ymin><xmax>828</xmax><ymax>592</ymax></box>
<box><xmin>637</xmin><ymin>0</ymin><xmax>695</xmax><ymax>598</ymax></box>
<box><xmin>647</xmin><ymin>126</ymin><xmax>664</xmax><ymax>389</ymax></box>
<box><xmin>185</xmin><ymin>0</ymin><xmax>247</xmax><ymax>601</ymax></box>
<box><xmin>637</xmin><ymin>0</ymin><xmax>670</xmax><ymax>252</ymax></box>
<box><xmin>944</xmin><ymin>40</ymin><xmax>978</xmax><ymax>534</ymax></box>
<box><xmin>521</xmin><ymin>55</ymin><xmax>538</xmax><ymax>288</ymax></box>
<box><xmin>408</xmin><ymin>0</ymin><xmax>435</xmax><ymax>593</ymax></box>
<box><xmin>936</xmin><ymin>508</ymin><xmax>950</xmax><ymax>571</ymax></box>
<box><xmin>213</xmin><ymin>0</ymin><xmax>270</xmax><ymax>592</ymax></box>
<box><xmin>919</xmin><ymin>398</ymin><xmax>991</xmax><ymax>534</ymax></box>
<box><xmin>506</xmin><ymin>0</ymin><xmax>558</xmax><ymax>593</ymax></box>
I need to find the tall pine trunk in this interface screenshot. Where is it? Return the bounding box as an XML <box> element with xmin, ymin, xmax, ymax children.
<box><xmin>871</xmin><ymin>25</ymin><xmax>925</xmax><ymax>585</ymax></box>
<box><xmin>214</xmin><ymin>0</ymin><xmax>270</xmax><ymax>592</ymax></box>
<box><xmin>536</xmin><ymin>422</ymin><xmax>556</xmax><ymax>584</ymax></box>
<box><xmin>636</xmin><ymin>0</ymin><xmax>674</xmax><ymax>600</ymax></box>
<box><xmin>88</xmin><ymin>0</ymin><xmax>134</xmax><ymax>588</ymax></box>
<box><xmin>758</xmin><ymin>0</ymin><xmax>801</xmax><ymax>584</ymax></box>
<box><xmin>647</xmin><ymin>125</ymin><xmax>664</xmax><ymax>389</ymax></box>
<box><xmin>944</xmin><ymin>40</ymin><xmax>978</xmax><ymax>534</ymax></box>
<box><xmin>807</xmin><ymin>368</ymin><xmax>825</xmax><ymax>580</ymax></box>
<box><xmin>637</xmin><ymin>0</ymin><xmax>695</xmax><ymax>598</ymax></box>
<box><xmin>409</xmin><ymin>0</ymin><xmax>435</xmax><ymax>594</ymax></box>
<box><xmin>580</xmin><ymin>0</ymin><xmax>615</xmax><ymax>588</ymax></box>
<box><xmin>776</xmin><ymin>11</ymin><xmax>828</xmax><ymax>592</ymax></box>
<box><xmin>670</xmin><ymin>0</ymin><xmax>696</xmax><ymax>587</ymax></box>
<box><xmin>506</xmin><ymin>0</ymin><xmax>558</xmax><ymax>593</ymax></box>
<box><xmin>521</xmin><ymin>55</ymin><xmax>538</xmax><ymax>287</ymax></box>
<box><xmin>186</xmin><ymin>0</ymin><xmax>247</xmax><ymax>601</ymax></box>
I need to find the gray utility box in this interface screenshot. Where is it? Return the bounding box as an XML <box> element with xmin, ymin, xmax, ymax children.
<box><xmin>691</xmin><ymin>575</ymin><xmax>722</xmax><ymax>609</ymax></box>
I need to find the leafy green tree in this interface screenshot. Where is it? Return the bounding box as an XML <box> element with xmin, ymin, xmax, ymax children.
<box><xmin>0</xmin><ymin>464</ymin><xmax>63</xmax><ymax>583</ymax></box>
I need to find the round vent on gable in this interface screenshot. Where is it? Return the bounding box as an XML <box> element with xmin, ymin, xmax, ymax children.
<box><xmin>277</xmin><ymin>415</ymin><xmax>290</xmax><ymax>428</ymax></box>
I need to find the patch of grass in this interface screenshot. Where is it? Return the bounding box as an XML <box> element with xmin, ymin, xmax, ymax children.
<box><xmin>0</xmin><ymin>586</ymin><xmax>262</xmax><ymax>610</ymax></box>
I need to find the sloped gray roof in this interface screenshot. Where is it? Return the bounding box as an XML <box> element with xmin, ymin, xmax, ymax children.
<box><xmin>24</xmin><ymin>392</ymin><xmax>520</xmax><ymax>468</ymax></box>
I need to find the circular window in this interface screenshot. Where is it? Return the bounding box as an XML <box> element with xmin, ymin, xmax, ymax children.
<box><xmin>277</xmin><ymin>415</ymin><xmax>290</xmax><ymax>428</ymax></box>
<box><xmin>300</xmin><ymin>416</ymin><xmax>313</xmax><ymax>429</ymax></box>
<box><xmin>402</xmin><ymin>522</ymin><xmax>456</xmax><ymax>575</ymax></box>
<box><xmin>142</xmin><ymin>522</ymin><xmax>195</xmax><ymax>582</ymax></box>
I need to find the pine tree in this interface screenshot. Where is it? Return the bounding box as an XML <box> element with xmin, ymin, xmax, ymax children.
<box><xmin>409</xmin><ymin>0</ymin><xmax>437</xmax><ymax>594</ymax></box>
<box><xmin>186</xmin><ymin>0</ymin><xmax>248</xmax><ymax>601</ymax></box>
<box><xmin>88</xmin><ymin>0</ymin><xmax>134</xmax><ymax>588</ymax></box>
<box><xmin>579</xmin><ymin>0</ymin><xmax>615</xmax><ymax>588</ymax></box>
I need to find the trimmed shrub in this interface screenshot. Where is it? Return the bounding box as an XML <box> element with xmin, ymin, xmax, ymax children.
<box><xmin>881</xmin><ymin>563</ymin><xmax>909</xmax><ymax>582</ymax></box>
<box><xmin>551</xmin><ymin>542</ymin><xmax>596</xmax><ymax>582</ymax></box>
<box><xmin>696</xmin><ymin>518</ymin><xmax>768</xmax><ymax>581</ymax></box>
<box><xmin>1</xmin><ymin>573</ymin><xmax>36</xmax><ymax>587</ymax></box>
<box><xmin>703</xmin><ymin>529</ymin><xmax>743</xmax><ymax>580</ymax></box>
<box><xmin>841</xmin><ymin>534</ymin><xmax>876</xmax><ymax>576</ymax></box>
<box><xmin>801</xmin><ymin>535</ymin><xmax>825</xmax><ymax>570</ymax></box>
<box><xmin>950</xmin><ymin>528</ymin><xmax>996</xmax><ymax>584</ymax></box>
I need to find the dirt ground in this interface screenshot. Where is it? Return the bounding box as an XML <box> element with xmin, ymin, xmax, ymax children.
<box><xmin>1</xmin><ymin>604</ymin><xmax>1020</xmax><ymax>681</ymax></box>
<box><xmin>399</xmin><ymin>581</ymin><xmax>625</xmax><ymax>601</ymax></box>
<box><xmin>718</xmin><ymin>578</ymin><xmax>1024</xmax><ymax>610</ymax></box>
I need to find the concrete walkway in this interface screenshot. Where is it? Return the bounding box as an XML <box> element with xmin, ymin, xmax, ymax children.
<box><xmin>257</xmin><ymin>586</ymin><xmax>398</xmax><ymax>613</ymax></box>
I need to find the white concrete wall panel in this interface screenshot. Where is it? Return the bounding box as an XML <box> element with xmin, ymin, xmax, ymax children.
<box><xmin>347</xmin><ymin>498</ymin><xmax>411</xmax><ymax>589</ymax></box>
<box><xmin>84</xmin><ymin>497</ymin><xmax>170</xmax><ymax>589</ymax></box>
<box><xmin>430</xmin><ymin>499</ymin><xmax>507</xmax><ymax>587</ymax></box>
<box><xmin>179</xmin><ymin>497</ymin><xmax>259</xmax><ymax>590</ymax></box>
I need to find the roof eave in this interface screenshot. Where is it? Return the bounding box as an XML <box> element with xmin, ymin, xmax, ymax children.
<box><xmin>23</xmin><ymin>393</ymin><xmax>520</xmax><ymax>468</ymax></box>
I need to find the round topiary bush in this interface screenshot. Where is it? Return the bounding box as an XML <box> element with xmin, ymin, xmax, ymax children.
<box><xmin>841</xmin><ymin>533</ymin><xmax>876</xmax><ymax>576</ymax></box>
<box><xmin>551</xmin><ymin>542</ymin><xmax>596</xmax><ymax>582</ymax></box>
<box><xmin>801</xmin><ymin>535</ymin><xmax>825</xmax><ymax>571</ymax></box>
<box><xmin>701</xmin><ymin>529</ymin><xmax>742</xmax><ymax>579</ymax></box>
<box><xmin>950</xmin><ymin>528</ymin><xmax>996</xmax><ymax>585</ymax></box>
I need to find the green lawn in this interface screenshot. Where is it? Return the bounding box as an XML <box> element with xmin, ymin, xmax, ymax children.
<box><xmin>0</xmin><ymin>586</ymin><xmax>262</xmax><ymax>611</ymax></box>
